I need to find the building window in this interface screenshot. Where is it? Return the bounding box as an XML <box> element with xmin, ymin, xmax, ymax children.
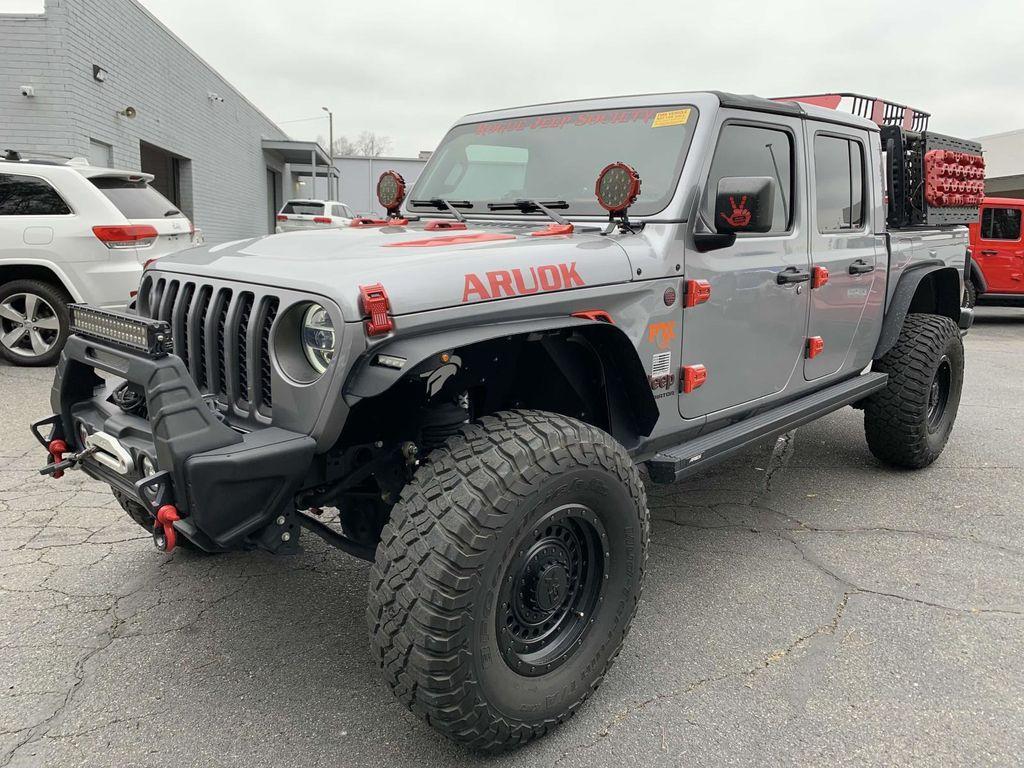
<box><xmin>0</xmin><ymin>174</ymin><xmax>72</xmax><ymax>215</ymax></box>
<box><xmin>814</xmin><ymin>135</ymin><xmax>865</xmax><ymax>232</ymax></box>
<box><xmin>88</xmin><ymin>139</ymin><xmax>113</xmax><ymax>168</ymax></box>
<box><xmin>980</xmin><ymin>207</ymin><xmax>1022</xmax><ymax>241</ymax></box>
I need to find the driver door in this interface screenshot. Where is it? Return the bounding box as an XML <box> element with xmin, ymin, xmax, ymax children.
<box><xmin>679</xmin><ymin>116</ymin><xmax>811</xmax><ymax>420</ymax></box>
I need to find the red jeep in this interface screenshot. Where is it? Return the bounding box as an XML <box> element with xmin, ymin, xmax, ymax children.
<box><xmin>966</xmin><ymin>197</ymin><xmax>1024</xmax><ymax>307</ymax></box>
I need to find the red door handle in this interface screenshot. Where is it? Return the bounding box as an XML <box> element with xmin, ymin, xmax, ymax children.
<box><xmin>980</xmin><ymin>250</ymin><xmax>998</xmax><ymax>256</ymax></box>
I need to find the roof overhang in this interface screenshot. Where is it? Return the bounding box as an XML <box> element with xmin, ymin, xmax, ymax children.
<box><xmin>262</xmin><ymin>139</ymin><xmax>334</xmax><ymax>167</ymax></box>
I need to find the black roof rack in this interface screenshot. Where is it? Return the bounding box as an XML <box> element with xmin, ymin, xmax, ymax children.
<box><xmin>770</xmin><ymin>93</ymin><xmax>930</xmax><ymax>131</ymax></box>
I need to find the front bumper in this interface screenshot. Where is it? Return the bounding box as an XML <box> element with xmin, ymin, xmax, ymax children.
<box><xmin>35</xmin><ymin>333</ymin><xmax>315</xmax><ymax>552</ymax></box>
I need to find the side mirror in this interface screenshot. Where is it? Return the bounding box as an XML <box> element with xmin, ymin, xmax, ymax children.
<box><xmin>713</xmin><ymin>176</ymin><xmax>775</xmax><ymax>234</ymax></box>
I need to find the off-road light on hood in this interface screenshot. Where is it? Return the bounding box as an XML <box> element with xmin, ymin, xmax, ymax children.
<box><xmin>301</xmin><ymin>303</ymin><xmax>335</xmax><ymax>374</ymax></box>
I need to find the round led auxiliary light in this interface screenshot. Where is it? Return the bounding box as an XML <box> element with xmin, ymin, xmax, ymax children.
<box><xmin>595</xmin><ymin>162</ymin><xmax>641</xmax><ymax>214</ymax></box>
<box><xmin>376</xmin><ymin>170</ymin><xmax>406</xmax><ymax>217</ymax></box>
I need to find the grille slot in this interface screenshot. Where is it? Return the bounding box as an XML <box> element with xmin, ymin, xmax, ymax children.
<box><xmin>235</xmin><ymin>293</ymin><xmax>254</xmax><ymax>404</ymax></box>
<box><xmin>258</xmin><ymin>298</ymin><xmax>279</xmax><ymax>412</ymax></box>
<box><xmin>139</xmin><ymin>277</ymin><xmax>280</xmax><ymax>422</ymax></box>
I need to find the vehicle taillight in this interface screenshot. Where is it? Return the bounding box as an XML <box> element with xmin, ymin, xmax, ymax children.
<box><xmin>276</xmin><ymin>214</ymin><xmax>288</xmax><ymax>221</ymax></box>
<box><xmin>313</xmin><ymin>216</ymin><xmax>332</xmax><ymax>224</ymax></box>
<box><xmin>92</xmin><ymin>225</ymin><xmax>158</xmax><ymax>249</ymax></box>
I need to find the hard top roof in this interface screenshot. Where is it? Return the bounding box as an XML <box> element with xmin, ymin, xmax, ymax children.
<box><xmin>458</xmin><ymin>91</ymin><xmax>879</xmax><ymax>132</ymax></box>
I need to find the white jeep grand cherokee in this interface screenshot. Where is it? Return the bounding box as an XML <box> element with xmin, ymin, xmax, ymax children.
<box><xmin>0</xmin><ymin>154</ymin><xmax>198</xmax><ymax>366</ymax></box>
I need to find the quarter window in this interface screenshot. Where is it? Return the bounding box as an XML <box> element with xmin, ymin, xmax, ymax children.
<box><xmin>0</xmin><ymin>173</ymin><xmax>71</xmax><ymax>215</ymax></box>
<box><xmin>981</xmin><ymin>207</ymin><xmax>1021</xmax><ymax>241</ymax></box>
<box><xmin>707</xmin><ymin>124</ymin><xmax>793</xmax><ymax>234</ymax></box>
<box><xmin>814</xmin><ymin>135</ymin><xmax>865</xmax><ymax>232</ymax></box>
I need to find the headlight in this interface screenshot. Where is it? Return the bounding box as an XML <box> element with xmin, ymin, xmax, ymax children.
<box><xmin>301</xmin><ymin>304</ymin><xmax>335</xmax><ymax>374</ymax></box>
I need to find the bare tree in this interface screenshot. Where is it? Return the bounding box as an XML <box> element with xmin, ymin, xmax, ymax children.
<box><xmin>317</xmin><ymin>132</ymin><xmax>393</xmax><ymax>158</ymax></box>
<box><xmin>355</xmin><ymin>131</ymin><xmax>392</xmax><ymax>157</ymax></box>
<box><xmin>332</xmin><ymin>136</ymin><xmax>359</xmax><ymax>156</ymax></box>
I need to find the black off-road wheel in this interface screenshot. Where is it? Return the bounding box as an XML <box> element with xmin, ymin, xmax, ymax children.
<box><xmin>864</xmin><ymin>313</ymin><xmax>964</xmax><ymax>469</ymax></box>
<box><xmin>367</xmin><ymin>410</ymin><xmax>648</xmax><ymax>752</ymax></box>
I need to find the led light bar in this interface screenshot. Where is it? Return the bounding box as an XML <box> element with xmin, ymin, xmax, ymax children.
<box><xmin>70</xmin><ymin>304</ymin><xmax>172</xmax><ymax>358</ymax></box>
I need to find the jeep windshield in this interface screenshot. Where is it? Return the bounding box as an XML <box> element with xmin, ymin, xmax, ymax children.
<box><xmin>408</xmin><ymin>105</ymin><xmax>698</xmax><ymax>217</ymax></box>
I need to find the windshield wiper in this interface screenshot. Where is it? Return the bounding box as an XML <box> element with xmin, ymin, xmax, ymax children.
<box><xmin>163</xmin><ymin>209</ymin><xmax>181</xmax><ymax>217</ymax></box>
<box><xmin>410</xmin><ymin>198</ymin><xmax>473</xmax><ymax>222</ymax></box>
<box><xmin>487</xmin><ymin>199</ymin><xmax>569</xmax><ymax>225</ymax></box>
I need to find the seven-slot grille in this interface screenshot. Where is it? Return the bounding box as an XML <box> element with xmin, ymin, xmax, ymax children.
<box><xmin>137</xmin><ymin>274</ymin><xmax>278</xmax><ymax>420</ymax></box>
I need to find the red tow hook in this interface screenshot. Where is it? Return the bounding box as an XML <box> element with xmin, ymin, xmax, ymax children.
<box><xmin>154</xmin><ymin>504</ymin><xmax>181</xmax><ymax>552</ymax></box>
<box><xmin>47</xmin><ymin>439</ymin><xmax>68</xmax><ymax>479</ymax></box>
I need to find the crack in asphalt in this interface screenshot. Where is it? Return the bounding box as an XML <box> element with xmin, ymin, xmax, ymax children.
<box><xmin>550</xmin><ymin>590</ymin><xmax>854</xmax><ymax>767</ymax></box>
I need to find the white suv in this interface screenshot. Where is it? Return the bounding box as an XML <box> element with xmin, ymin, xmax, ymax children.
<box><xmin>0</xmin><ymin>155</ymin><xmax>197</xmax><ymax>366</ymax></box>
<box><xmin>275</xmin><ymin>199</ymin><xmax>355</xmax><ymax>232</ymax></box>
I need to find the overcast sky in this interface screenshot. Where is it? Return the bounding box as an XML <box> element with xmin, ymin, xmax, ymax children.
<box><xmin>134</xmin><ymin>0</ymin><xmax>1023</xmax><ymax>157</ymax></box>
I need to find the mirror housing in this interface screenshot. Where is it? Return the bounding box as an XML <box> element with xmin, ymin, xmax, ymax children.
<box><xmin>714</xmin><ymin>176</ymin><xmax>775</xmax><ymax>234</ymax></box>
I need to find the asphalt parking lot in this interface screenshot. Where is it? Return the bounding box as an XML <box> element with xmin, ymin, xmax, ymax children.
<box><xmin>2</xmin><ymin>310</ymin><xmax>1022</xmax><ymax>768</ymax></box>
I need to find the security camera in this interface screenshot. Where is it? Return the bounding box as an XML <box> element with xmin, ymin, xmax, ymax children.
<box><xmin>19</xmin><ymin>85</ymin><xmax>34</xmax><ymax>97</ymax></box>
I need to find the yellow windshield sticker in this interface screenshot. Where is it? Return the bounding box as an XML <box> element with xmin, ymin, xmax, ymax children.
<box><xmin>652</xmin><ymin>109</ymin><xmax>691</xmax><ymax>128</ymax></box>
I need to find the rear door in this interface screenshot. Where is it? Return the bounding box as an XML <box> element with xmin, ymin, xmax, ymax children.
<box><xmin>88</xmin><ymin>175</ymin><xmax>193</xmax><ymax>260</ymax></box>
<box><xmin>804</xmin><ymin>126</ymin><xmax>883</xmax><ymax>380</ymax></box>
<box><xmin>680</xmin><ymin>116</ymin><xmax>811</xmax><ymax>419</ymax></box>
<box><xmin>975</xmin><ymin>204</ymin><xmax>1024</xmax><ymax>293</ymax></box>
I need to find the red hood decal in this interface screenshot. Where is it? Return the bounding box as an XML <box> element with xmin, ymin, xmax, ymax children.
<box><xmin>463</xmin><ymin>262</ymin><xmax>585</xmax><ymax>302</ymax></box>
<box><xmin>383</xmin><ymin>232</ymin><xmax>516</xmax><ymax>248</ymax></box>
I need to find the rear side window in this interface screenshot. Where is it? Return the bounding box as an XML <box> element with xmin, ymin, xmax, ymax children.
<box><xmin>0</xmin><ymin>173</ymin><xmax>71</xmax><ymax>215</ymax></box>
<box><xmin>281</xmin><ymin>201</ymin><xmax>324</xmax><ymax>215</ymax></box>
<box><xmin>814</xmin><ymin>135</ymin><xmax>865</xmax><ymax>232</ymax></box>
<box><xmin>707</xmin><ymin>124</ymin><xmax>793</xmax><ymax>233</ymax></box>
<box><xmin>90</xmin><ymin>177</ymin><xmax>183</xmax><ymax>219</ymax></box>
<box><xmin>981</xmin><ymin>207</ymin><xmax>1022</xmax><ymax>241</ymax></box>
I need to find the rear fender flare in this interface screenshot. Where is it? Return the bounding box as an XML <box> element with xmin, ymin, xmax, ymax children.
<box><xmin>874</xmin><ymin>261</ymin><xmax>962</xmax><ymax>359</ymax></box>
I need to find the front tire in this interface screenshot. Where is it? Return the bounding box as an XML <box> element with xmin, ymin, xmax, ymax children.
<box><xmin>864</xmin><ymin>313</ymin><xmax>964</xmax><ymax>468</ymax></box>
<box><xmin>367</xmin><ymin>410</ymin><xmax>648</xmax><ymax>752</ymax></box>
<box><xmin>0</xmin><ymin>279</ymin><xmax>70</xmax><ymax>367</ymax></box>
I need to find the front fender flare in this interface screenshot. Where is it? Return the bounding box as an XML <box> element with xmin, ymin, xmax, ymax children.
<box><xmin>342</xmin><ymin>316</ymin><xmax>659</xmax><ymax>437</ymax></box>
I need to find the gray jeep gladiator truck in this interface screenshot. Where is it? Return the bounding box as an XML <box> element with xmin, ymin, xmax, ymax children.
<box><xmin>33</xmin><ymin>91</ymin><xmax>978</xmax><ymax>751</ymax></box>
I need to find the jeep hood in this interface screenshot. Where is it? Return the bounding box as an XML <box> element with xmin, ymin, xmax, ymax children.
<box><xmin>152</xmin><ymin>223</ymin><xmax>633</xmax><ymax>318</ymax></box>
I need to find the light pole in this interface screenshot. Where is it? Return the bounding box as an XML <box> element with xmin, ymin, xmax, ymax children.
<box><xmin>322</xmin><ymin>106</ymin><xmax>334</xmax><ymax>199</ymax></box>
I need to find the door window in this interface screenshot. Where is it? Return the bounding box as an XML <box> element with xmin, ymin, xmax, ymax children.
<box><xmin>814</xmin><ymin>135</ymin><xmax>865</xmax><ymax>232</ymax></box>
<box><xmin>706</xmin><ymin>124</ymin><xmax>793</xmax><ymax>233</ymax></box>
<box><xmin>0</xmin><ymin>174</ymin><xmax>71</xmax><ymax>215</ymax></box>
<box><xmin>980</xmin><ymin>207</ymin><xmax>1022</xmax><ymax>241</ymax></box>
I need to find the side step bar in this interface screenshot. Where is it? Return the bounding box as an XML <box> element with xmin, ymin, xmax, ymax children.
<box><xmin>646</xmin><ymin>372</ymin><xmax>888</xmax><ymax>484</ymax></box>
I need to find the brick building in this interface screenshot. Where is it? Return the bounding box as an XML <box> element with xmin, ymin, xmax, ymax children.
<box><xmin>0</xmin><ymin>0</ymin><xmax>338</xmax><ymax>242</ymax></box>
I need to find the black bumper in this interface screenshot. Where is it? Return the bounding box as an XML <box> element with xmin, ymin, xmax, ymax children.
<box><xmin>38</xmin><ymin>334</ymin><xmax>315</xmax><ymax>551</ymax></box>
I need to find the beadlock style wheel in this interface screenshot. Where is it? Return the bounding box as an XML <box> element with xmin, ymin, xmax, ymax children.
<box><xmin>367</xmin><ymin>410</ymin><xmax>649</xmax><ymax>752</ymax></box>
<box><xmin>497</xmin><ymin>504</ymin><xmax>607</xmax><ymax>677</ymax></box>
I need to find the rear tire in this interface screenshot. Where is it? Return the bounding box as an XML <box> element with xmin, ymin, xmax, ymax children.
<box><xmin>864</xmin><ymin>314</ymin><xmax>964</xmax><ymax>469</ymax></box>
<box><xmin>367</xmin><ymin>410</ymin><xmax>648</xmax><ymax>752</ymax></box>
<box><xmin>0</xmin><ymin>279</ymin><xmax>70</xmax><ymax>367</ymax></box>
<box><xmin>963</xmin><ymin>276</ymin><xmax>977</xmax><ymax>309</ymax></box>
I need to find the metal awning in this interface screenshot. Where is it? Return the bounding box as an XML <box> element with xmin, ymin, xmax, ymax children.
<box><xmin>261</xmin><ymin>139</ymin><xmax>333</xmax><ymax>167</ymax></box>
